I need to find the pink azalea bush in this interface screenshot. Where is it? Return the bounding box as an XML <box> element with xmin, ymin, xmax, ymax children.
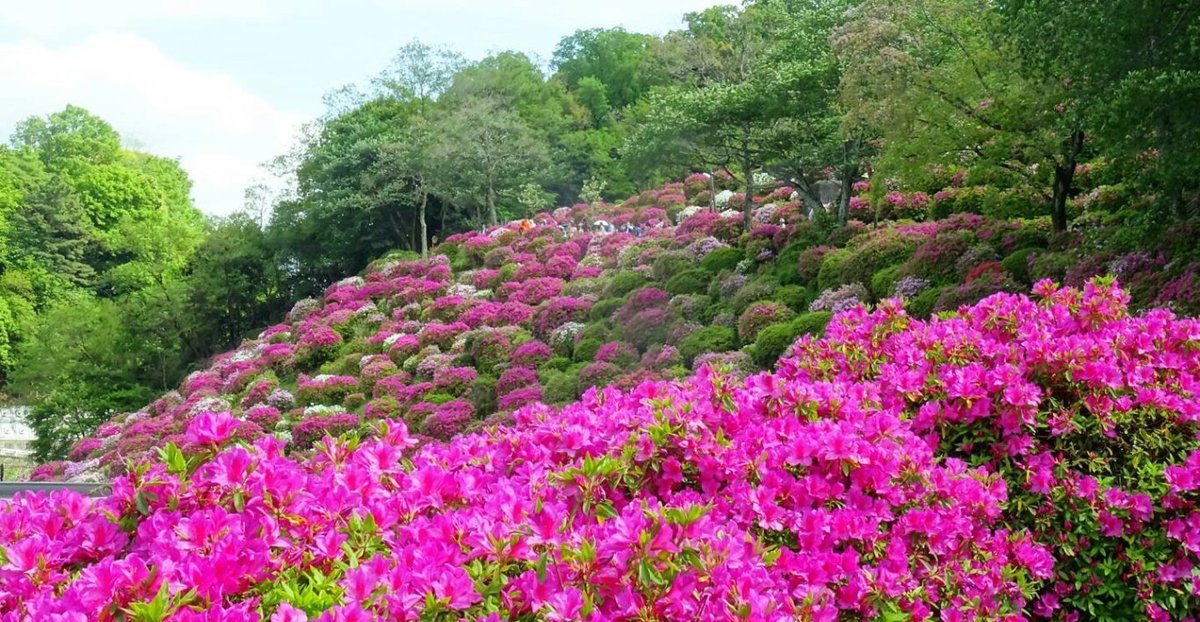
<box><xmin>7</xmin><ymin>281</ymin><xmax>1198</xmax><ymax>619</ymax></box>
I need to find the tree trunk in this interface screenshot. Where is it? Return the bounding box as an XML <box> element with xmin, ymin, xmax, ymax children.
<box><xmin>1051</xmin><ymin>128</ymin><xmax>1085</xmax><ymax>233</ymax></box>
<box><xmin>487</xmin><ymin>186</ymin><xmax>498</xmax><ymax>226</ymax></box>
<box><xmin>741</xmin><ymin>123</ymin><xmax>754</xmax><ymax>231</ymax></box>
<box><xmin>418</xmin><ymin>189</ymin><xmax>428</xmax><ymax>257</ymax></box>
<box><xmin>708</xmin><ymin>169</ymin><xmax>718</xmax><ymax>212</ymax></box>
<box><xmin>410</xmin><ymin>210</ymin><xmax>419</xmax><ymax>251</ymax></box>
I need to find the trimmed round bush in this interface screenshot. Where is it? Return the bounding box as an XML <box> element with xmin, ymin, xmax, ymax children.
<box><xmin>652</xmin><ymin>251</ymin><xmax>695</xmax><ymax>282</ymax></box>
<box><xmin>817</xmin><ymin>248</ymin><xmax>852</xmax><ymax>290</ymax></box>
<box><xmin>773</xmin><ymin>243</ymin><xmax>805</xmax><ymax>285</ymax></box>
<box><xmin>540</xmin><ymin>369</ymin><xmax>581</xmax><ymax>405</ymax></box>
<box><xmin>1002</xmin><ymin>248</ymin><xmax>1038</xmax><ymax>285</ymax></box>
<box><xmin>540</xmin><ymin>355</ymin><xmax>573</xmax><ymax>372</ymax></box>
<box><xmin>752</xmin><ymin>321</ymin><xmax>801</xmax><ymax>368</ymax></box>
<box><xmin>905</xmin><ymin>286</ymin><xmax>945</xmax><ymax>319</ymax></box>
<box><xmin>573</xmin><ymin>337</ymin><xmax>604</xmax><ymax>363</ymax></box>
<box><xmin>701</xmin><ymin>247</ymin><xmax>745</xmax><ymax>273</ymax></box>
<box><xmin>773</xmin><ymin>285</ymin><xmax>811</xmax><ymax>312</ymax></box>
<box><xmin>791</xmin><ymin>311</ymin><xmax>833</xmax><ymax>340</ymax></box>
<box><xmin>578</xmin><ymin>361</ymin><xmax>621</xmax><ymax>390</ymax></box>
<box><xmin>837</xmin><ymin>233</ymin><xmax>919</xmax><ymax>293</ymax></box>
<box><xmin>737</xmin><ymin>301</ymin><xmax>795</xmax><ymax>343</ymax></box>
<box><xmin>751</xmin><ymin>311</ymin><xmax>835</xmax><ymax>369</ymax></box>
<box><xmin>588</xmin><ymin>298</ymin><xmax>623</xmax><ymax>323</ymax></box>
<box><xmin>870</xmin><ymin>264</ymin><xmax>904</xmax><ymax>301</ymax></box>
<box><xmin>577</xmin><ymin>322</ymin><xmax>612</xmax><ymax>344</ymax></box>
<box><xmin>665</xmin><ymin>269</ymin><xmax>710</xmax><ymax>295</ymax></box>
<box><xmin>603</xmin><ymin>270</ymin><xmax>647</xmax><ymax>299</ymax></box>
<box><xmin>730</xmin><ymin>279</ymin><xmax>779</xmax><ymax>316</ymax></box>
<box><xmin>678</xmin><ymin>326</ymin><xmax>737</xmax><ymax>367</ymax></box>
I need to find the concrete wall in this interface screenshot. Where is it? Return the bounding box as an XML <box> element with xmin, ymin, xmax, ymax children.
<box><xmin>0</xmin><ymin>406</ymin><xmax>34</xmax><ymax>480</ymax></box>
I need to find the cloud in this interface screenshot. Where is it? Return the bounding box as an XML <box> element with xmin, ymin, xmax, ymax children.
<box><xmin>0</xmin><ymin>32</ymin><xmax>305</xmax><ymax>216</ymax></box>
<box><xmin>2</xmin><ymin>0</ymin><xmax>275</xmax><ymax>36</ymax></box>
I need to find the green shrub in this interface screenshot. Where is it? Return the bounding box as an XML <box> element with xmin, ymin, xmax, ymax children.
<box><xmin>701</xmin><ymin>302</ymin><xmax>731</xmax><ymax>324</ymax></box>
<box><xmin>738</xmin><ymin>301</ymin><xmax>795</xmax><ymax>343</ymax></box>
<box><xmin>796</xmin><ymin>246</ymin><xmax>833</xmax><ymax>286</ymax></box>
<box><xmin>652</xmin><ymin>251</ymin><xmax>695</xmax><ymax>282</ymax></box>
<box><xmin>837</xmin><ymin>233</ymin><xmax>918</xmax><ymax>293</ymax></box>
<box><xmin>817</xmin><ymin>248</ymin><xmax>852</xmax><ymax>290</ymax></box>
<box><xmin>604</xmin><ymin>270</ymin><xmax>647</xmax><ymax>298</ymax></box>
<box><xmin>1029</xmin><ymin>251</ymin><xmax>1075</xmax><ymax>284</ymax></box>
<box><xmin>498</xmin><ymin>263</ymin><xmax>519</xmax><ymax>283</ymax></box>
<box><xmin>751</xmin><ymin>312</ymin><xmax>832</xmax><ymax>369</ymax></box>
<box><xmin>540</xmin><ymin>368</ymin><xmax>581</xmax><ymax>405</ymax></box>
<box><xmin>792</xmin><ymin>311</ymin><xmax>833</xmax><ymax>340</ymax></box>
<box><xmin>573</xmin><ymin>337</ymin><xmax>604</xmax><ymax>363</ymax></box>
<box><xmin>588</xmin><ymin>298</ymin><xmax>623</xmax><ymax>323</ymax></box>
<box><xmin>773</xmin><ymin>243</ymin><xmax>805</xmax><ymax>285</ymax></box>
<box><xmin>752</xmin><ymin>321</ymin><xmax>802</xmax><ymax>368</ymax></box>
<box><xmin>788</xmin><ymin>220</ymin><xmax>825</xmax><ymax>249</ymax></box>
<box><xmin>541</xmin><ymin>356</ymin><xmax>573</xmax><ymax>372</ymax></box>
<box><xmin>774</xmin><ymin>285</ymin><xmax>811</xmax><ymax>312</ymax></box>
<box><xmin>730</xmin><ymin>279</ymin><xmax>779</xmax><ymax>315</ymax></box>
<box><xmin>1001</xmin><ymin>248</ymin><xmax>1038</xmax><ymax>285</ymax></box>
<box><xmin>424</xmin><ymin>392</ymin><xmax>455</xmax><ymax>405</ymax></box>
<box><xmin>701</xmin><ymin>247</ymin><xmax>745</xmax><ymax>273</ymax></box>
<box><xmin>905</xmin><ymin>286</ymin><xmax>945</xmax><ymax>319</ymax></box>
<box><xmin>578</xmin><ymin>322</ymin><xmax>611</xmax><ymax>343</ymax></box>
<box><xmin>1004</xmin><ymin>222</ymin><xmax>1050</xmax><ymax>253</ymax></box>
<box><xmin>678</xmin><ymin>326</ymin><xmax>737</xmax><ymax>367</ymax></box>
<box><xmin>321</xmin><ymin>353</ymin><xmax>363</xmax><ymax>377</ymax></box>
<box><xmin>870</xmin><ymin>265</ymin><xmax>904</xmax><ymax>301</ymax></box>
<box><xmin>826</xmin><ymin>223</ymin><xmax>866</xmax><ymax>247</ymax></box>
<box><xmin>980</xmin><ymin>186</ymin><xmax>1044</xmax><ymax>220</ymax></box>
<box><xmin>901</xmin><ymin>230</ymin><xmax>975</xmax><ymax>285</ymax></box>
<box><xmin>665</xmin><ymin>269</ymin><xmax>710</xmax><ymax>295</ymax></box>
<box><xmin>467</xmin><ymin>376</ymin><xmax>497</xmax><ymax>414</ymax></box>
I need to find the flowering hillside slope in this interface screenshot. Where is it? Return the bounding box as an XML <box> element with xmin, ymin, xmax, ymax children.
<box><xmin>9</xmin><ymin>174</ymin><xmax>1200</xmax><ymax>618</ymax></box>
<box><xmin>36</xmin><ymin>174</ymin><xmax>1199</xmax><ymax>483</ymax></box>
<box><xmin>3</xmin><ymin>281</ymin><xmax>1199</xmax><ymax>620</ymax></box>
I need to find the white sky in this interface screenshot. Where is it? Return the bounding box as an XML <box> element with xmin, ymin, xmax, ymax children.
<box><xmin>0</xmin><ymin>0</ymin><xmax>721</xmax><ymax>216</ymax></box>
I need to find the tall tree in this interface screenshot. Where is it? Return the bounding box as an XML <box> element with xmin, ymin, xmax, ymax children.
<box><xmin>269</xmin><ymin>97</ymin><xmax>416</xmax><ymax>297</ymax></box>
<box><xmin>626</xmin><ymin>2</ymin><xmax>789</xmax><ymax>228</ymax></box>
<box><xmin>553</xmin><ymin>28</ymin><xmax>657</xmax><ymax>118</ymax></box>
<box><xmin>835</xmin><ymin>0</ymin><xmax>1083</xmax><ymax>231</ymax></box>
<box><xmin>374</xmin><ymin>41</ymin><xmax>467</xmax><ymax>103</ymax></box>
<box><xmin>761</xmin><ymin>0</ymin><xmax>870</xmax><ymax>223</ymax></box>
<box><xmin>999</xmin><ymin>0</ymin><xmax>1200</xmax><ymax>218</ymax></box>
<box><xmin>432</xmin><ymin>98</ymin><xmax>552</xmax><ymax>226</ymax></box>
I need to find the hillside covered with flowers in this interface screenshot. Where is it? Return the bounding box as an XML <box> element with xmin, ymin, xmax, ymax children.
<box><xmin>1</xmin><ymin>170</ymin><xmax>1198</xmax><ymax>619</ymax></box>
<box><xmin>4</xmin><ymin>275</ymin><xmax>1200</xmax><ymax>620</ymax></box>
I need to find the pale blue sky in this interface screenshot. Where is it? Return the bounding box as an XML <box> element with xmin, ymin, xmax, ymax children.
<box><xmin>0</xmin><ymin>0</ymin><xmax>720</xmax><ymax>215</ymax></box>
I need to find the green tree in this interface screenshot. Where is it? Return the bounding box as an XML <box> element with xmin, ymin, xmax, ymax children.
<box><xmin>760</xmin><ymin>0</ymin><xmax>871</xmax><ymax>224</ymax></box>
<box><xmin>13</xmin><ymin>292</ymin><xmax>157</xmax><ymax>461</ymax></box>
<box><xmin>835</xmin><ymin>0</ymin><xmax>1083</xmax><ymax>231</ymax></box>
<box><xmin>624</xmin><ymin>2</ymin><xmax>788</xmax><ymax>228</ymax></box>
<box><xmin>10</xmin><ymin>105</ymin><xmax>121</xmax><ymax>172</ymax></box>
<box><xmin>9</xmin><ymin>176</ymin><xmax>101</xmax><ymax>291</ymax></box>
<box><xmin>373</xmin><ymin>41</ymin><xmax>467</xmax><ymax>102</ymax></box>
<box><xmin>269</xmin><ymin>97</ymin><xmax>417</xmax><ymax>297</ymax></box>
<box><xmin>183</xmin><ymin>214</ymin><xmax>284</xmax><ymax>353</ymax></box>
<box><xmin>999</xmin><ymin>0</ymin><xmax>1200</xmax><ymax>217</ymax></box>
<box><xmin>553</xmin><ymin>28</ymin><xmax>657</xmax><ymax>116</ymax></box>
<box><xmin>432</xmin><ymin>97</ymin><xmax>552</xmax><ymax>226</ymax></box>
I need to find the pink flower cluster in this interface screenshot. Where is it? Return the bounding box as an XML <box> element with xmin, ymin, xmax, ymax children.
<box><xmin>4</xmin><ymin>281</ymin><xmax>1200</xmax><ymax>619</ymax></box>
